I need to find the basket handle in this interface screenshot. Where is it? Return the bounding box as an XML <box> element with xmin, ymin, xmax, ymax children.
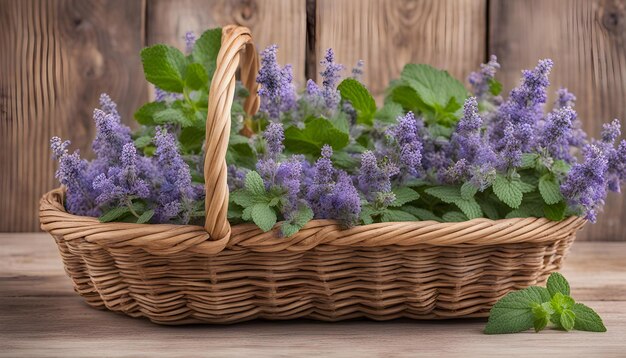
<box><xmin>203</xmin><ymin>25</ymin><xmax>260</xmax><ymax>239</ymax></box>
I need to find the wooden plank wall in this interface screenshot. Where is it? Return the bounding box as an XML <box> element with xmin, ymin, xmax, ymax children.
<box><xmin>1</xmin><ymin>0</ymin><xmax>625</xmax><ymax>240</ymax></box>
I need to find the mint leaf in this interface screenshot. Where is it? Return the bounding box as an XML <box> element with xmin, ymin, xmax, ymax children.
<box><xmin>532</xmin><ymin>304</ymin><xmax>550</xmax><ymax>332</ymax></box>
<box><xmin>400</xmin><ymin>64</ymin><xmax>468</xmax><ymax>120</ymax></box>
<box><xmin>571</xmin><ymin>303</ymin><xmax>607</xmax><ymax>332</ymax></box>
<box><xmin>192</xmin><ymin>28</ymin><xmax>221</xmax><ymax>79</ymax></box>
<box><xmin>141</xmin><ymin>44</ymin><xmax>187</xmax><ymax>92</ymax></box>
<box><xmin>375</xmin><ymin>102</ymin><xmax>404</xmax><ymax>123</ymax></box>
<box><xmin>153</xmin><ymin>107</ymin><xmax>195</xmax><ymax>127</ymax></box>
<box><xmin>560</xmin><ymin>309</ymin><xmax>576</xmax><ymax>331</ymax></box>
<box><xmin>488</xmin><ymin>78</ymin><xmax>503</xmax><ymax>96</ymax></box>
<box><xmin>136</xmin><ymin>209</ymin><xmax>154</xmax><ymax>224</ymax></box>
<box><xmin>460</xmin><ymin>182</ymin><xmax>478</xmax><ymax>200</ymax></box>
<box><xmin>390</xmin><ymin>187</ymin><xmax>420</xmax><ymax>207</ymax></box>
<box><xmin>184</xmin><ymin>63</ymin><xmax>209</xmax><ymax>90</ymax></box>
<box><xmin>442</xmin><ymin>211</ymin><xmax>468</xmax><ymax>222</ymax></box>
<box><xmin>281</xmin><ymin>205</ymin><xmax>314</xmax><ymax>237</ymax></box>
<box><xmin>381</xmin><ymin>209</ymin><xmax>418</xmax><ymax>222</ymax></box>
<box><xmin>539</xmin><ymin>173</ymin><xmax>563</xmax><ymax>205</ymax></box>
<box><xmin>484</xmin><ymin>286</ymin><xmax>551</xmax><ymax>334</ymax></box>
<box><xmin>230</xmin><ymin>189</ymin><xmax>255</xmax><ymax>207</ymax></box>
<box><xmin>99</xmin><ymin>207</ymin><xmax>131</xmax><ymax>223</ymax></box>
<box><xmin>425</xmin><ymin>186</ymin><xmax>482</xmax><ymax>219</ymax></box>
<box><xmin>338</xmin><ymin>78</ymin><xmax>377</xmax><ymax>125</ymax></box>
<box><xmin>134</xmin><ymin>101</ymin><xmax>167</xmax><ymax>125</ymax></box>
<box><xmin>547</xmin><ymin>272</ymin><xmax>570</xmax><ymax>297</ymax></box>
<box><xmin>544</xmin><ymin>201</ymin><xmax>567</xmax><ymax>221</ymax></box>
<box><xmin>402</xmin><ymin>206</ymin><xmax>441</xmax><ymax>222</ymax></box>
<box><xmin>245</xmin><ymin>171</ymin><xmax>266</xmax><ymax>197</ymax></box>
<box><xmin>520</xmin><ymin>153</ymin><xmax>539</xmax><ymax>169</ymax></box>
<box><xmin>250</xmin><ymin>203</ymin><xmax>276</xmax><ymax>232</ymax></box>
<box><xmin>493</xmin><ymin>175</ymin><xmax>523</xmax><ymax>209</ymax></box>
<box><xmin>134</xmin><ymin>135</ymin><xmax>153</xmax><ymax>149</ymax></box>
<box><xmin>283</xmin><ymin>117</ymin><xmax>350</xmax><ymax>155</ymax></box>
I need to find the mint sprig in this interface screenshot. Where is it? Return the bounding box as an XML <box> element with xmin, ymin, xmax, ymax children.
<box><xmin>484</xmin><ymin>272</ymin><xmax>607</xmax><ymax>334</ymax></box>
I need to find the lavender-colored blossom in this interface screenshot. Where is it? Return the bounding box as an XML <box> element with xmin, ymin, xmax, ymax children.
<box><xmin>275</xmin><ymin>158</ymin><xmax>303</xmax><ymax>215</ymax></box>
<box><xmin>607</xmin><ymin>140</ymin><xmax>626</xmax><ymax>192</ymax></box>
<box><xmin>184</xmin><ymin>31</ymin><xmax>196</xmax><ymax>53</ymax></box>
<box><xmin>539</xmin><ymin>107</ymin><xmax>576</xmax><ymax>162</ymax></box>
<box><xmin>492</xmin><ymin>59</ymin><xmax>554</xmax><ymax>152</ymax></box>
<box><xmin>264</xmin><ymin>122</ymin><xmax>285</xmax><ymax>159</ymax></box>
<box><xmin>468</xmin><ymin>55</ymin><xmax>500</xmax><ymax>98</ymax></box>
<box><xmin>561</xmin><ymin>144</ymin><xmax>609</xmax><ymax>222</ymax></box>
<box><xmin>154</xmin><ymin>87</ymin><xmax>184</xmax><ymax>102</ymax></box>
<box><xmin>306</xmin><ymin>145</ymin><xmax>337</xmax><ymax>217</ymax></box>
<box><xmin>351</xmin><ymin>59</ymin><xmax>364</xmax><ymax>80</ymax></box>
<box><xmin>602</xmin><ymin>119</ymin><xmax>621</xmax><ymax>144</ymax></box>
<box><xmin>452</xmin><ymin>98</ymin><xmax>483</xmax><ymax>163</ymax></box>
<box><xmin>358</xmin><ymin>151</ymin><xmax>392</xmax><ymax>200</ymax></box>
<box><xmin>319</xmin><ymin>48</ymin><xmax>344</xmax><ymax>110</ymax></box>
<box><xmin>257</xmin><ymin>45</ymin><xmax>297</xmax><ymax>119</ymax></box>
<box><xmin>92</xmin><ymin>96</ymin><xmax>132</xmax><ymax>164</ymax></box>
<box><xmin>153</xmin><ymin>128</ymin><xmax>197</xmax><ymax>223</ymax></box>
<box><xmin>386</xmin><ymin>112</ymin><xmax>423</xmax><ymax>178</ymax></box>
<box><xmin>498</xmin><ymin>123</ymin><xmax>525</xmax><ymax>169</ymax></box>
<box><xmin>554</xmin><ymin>88</ymin><xmax>576</xmax><ymax>109</ymax></box>
<box><xmin>330</xmin><ymin>171</ymin><xmax>361</xmax><ymax>227</ymax></box>
<box><xmin>228</xmin><ymin>164</ymin><xmax>248</xmax><ymax>190</ymax></box>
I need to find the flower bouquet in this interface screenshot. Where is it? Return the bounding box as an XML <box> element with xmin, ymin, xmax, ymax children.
<box><xmin>40</xmin><ymin>26</ymin><xmax>625</xmax><ymax>324</ymax></box>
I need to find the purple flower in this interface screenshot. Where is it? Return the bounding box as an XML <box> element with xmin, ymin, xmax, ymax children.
<box><xmin>155</xmin><ymin>87</ymin><xmax>184</xmax><ymax>102</ymax></box>
<box><xmin>319</xmin><ymin>48</ymin><xmax>344</xmax><ymax>110</ymax></box>
<box><xmin>554</xmin><ymin>88</ymin><xmax>576</xmax><ymax>109</ymax></box>
<box><xmin>468</xmin><ymin>55</ymin><xmax>500</xmax><ymax>98</ymax></box>
<box><xmin>329</xmin><ymin>172</ymin><xmax>361</xmax><ymax>227</ymax></box>
<box><xmin>492</xmin><ymin>59</ymin><xmax>554</xmax><ymax>152</ymax></box>
<box><xmin>264</xmin><ymin>122</ymin><xmax>285</xmax><ymax>159</ymax></box>
<box><xmin>561</xmin><ymin>144</ymin><xmax>609</xmax><ymax>222</ymax></box>
<box><xmin>275</xmin><ymin>158</ymin><xmax>303</xmax><ymax>215</ymax></box>
<box><xmin>351</xmin><ymin>59</ymin><xmax>364</xmax><ymax>80</ymax></box>
<box><xmin>358</xmin><ymin>151</ymin><xmax>393</xmax><ymax>201</ymax></box>
<box><xmin>257</xmin><ymin>45</ymin><xmax>297</xmax><ymax>120</ymax></box>
<box><xmin>539</xmin><ymin>107</ymin><xmax>576</xmax><ymax>162</ymax></box>
<box><xmin>602</xmin><ymin>119</ymin><xmax>621</xmax><ymax>144</ymax></box>
<box><xmin>498</xmin><ymin>123</ymin><xmax>525</xmax><ymax>169</ymax></box>
<box><xmin>228</xmin><ymin>164</ymin><xmax>248</xmax><ymax>191</ymax></box>
<box><xmin>153</xmin><ymin>128</ymin><xmax>198</xmax><ymax>223</ymax></box>
<box><xmin>386</xmin><ymin>112</ymin><xmax>423</xmax><ymax>178</ymax></box>
<box><xmin>452</xmin><ymin>98</ymin><xmax>483</xmax><ymax>163</ymax></box>
<box><xmin>92</xmin><ymin>95</ymin><xmax>132</xmax><ymax>164</ymax></box>
<box><xmin>184</xmin><ymin>31</ymin><xmax>196</xmax><ymax>53</ymax></box>
<box><xmin>607</xmin><ymin>140</ymin><xmax>626</xmax><ymax>192</ymax></box>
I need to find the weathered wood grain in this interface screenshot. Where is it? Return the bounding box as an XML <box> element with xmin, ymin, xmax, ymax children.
<box><xmin>146</xmin><ymin>0</ymin><xmax>307</xmax><ymax>85</ymax></box>
<box><xmin>0</xmin><ymin>0</ymin><xmax>148</xmax><ymax>232</ymax></box>
<box><xmin>314</xmin><ymin>0</ymin><xmax>487</xmax><ymax>100</ymax></box>
<box><xmin>1</xmin><ymin>234</ymin><xmax>625</xmax><ymax>357</ymax></box>
<box><xmin>490</xmin><ymin>0</ymin><xmax>626</xmax><ymax>241</ymax></box>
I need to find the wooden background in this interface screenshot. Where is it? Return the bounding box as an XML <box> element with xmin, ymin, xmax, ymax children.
<box><xmin>1</xmin><ymin>0</ymin><xmax>625</xmax><ymax>240</ymax></box>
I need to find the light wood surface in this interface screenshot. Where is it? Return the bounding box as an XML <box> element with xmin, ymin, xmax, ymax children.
<box><xmin>490</xmin><ymin>0</ymin><xmax>626</xmax><ymax>241</ymax></box>
<box><xmin>1</xmin><ymin>233</ymin><xmax>625</xmax><ymax>357</ymax></box>
<box><xmin>314</xmin><ymin>0</ymin><xmax>487</xmax><ymax>100</ymax></box>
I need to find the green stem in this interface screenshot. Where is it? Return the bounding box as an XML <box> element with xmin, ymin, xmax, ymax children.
<box><xmin>126</xmin><ymin>199</ymin><xmax>140</xmax><ymax>218</ymax></box>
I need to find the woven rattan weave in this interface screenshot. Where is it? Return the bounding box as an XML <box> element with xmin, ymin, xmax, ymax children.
<box><xmin>40</xmin><ymin>25</ymin><xmax>586</xmax><ymax>324</ymax></box>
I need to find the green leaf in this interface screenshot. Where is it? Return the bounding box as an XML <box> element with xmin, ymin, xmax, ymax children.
<box><xmin>484</xmin><ymin>286</ymin><xmax>551</xmax><ymax>334</ymax></box>
<box><xmin>488</xmin><ymin>78</ymin><xmax>503</xmax><ymax>96</ymax></box>
<box><xmin>560</xmin><ymin>309</ymin><xmax>576</xmax><ymax>331</ymax></box>
<box><xmin>134</xmin><ymin>135</ymin><xmax>153</xmax><ymax>149</ymax></box>
<box><xmin>184</xmin><ymin>63</ymin><xmax>209</xmax><ymax>90</ymax></box>
<box><xmin>375</xmin><ymin>102</ymin><xmax>404</xmax><ymax>123</ymax></box>
<box><xmin>250</xmin><ymin>203</ymin><xmax>277</xmax><ymax>232</ymax></box>
<box><xmin>99</xmin><ymin>207</ymin><xmax>130</xmax><ymax>223</ymax></box>
<box><xmin>425</xmin><ymin>186</ymin><xmax>482</xmax><ymax>219</ymax></box>
<box><xmin>460</xmin><ymin>182</ymin><xmax>478</xmax><ymax>200</ymax></box>
<box><xmin>400</xmin><ymin>64</ymin><xmax>468</xmax><ymax>116</ymax></box>
<box><xmin>134</xmin><ymin>101</ymin><xmax>167</xmax><ymax>125</ymax></box>
<box><xmin>230</xmin><ymin>189</ymin><xmax>254</xmax><ymax>207</ymax></box>
<box><xmin>153</xmin><ymin>107</ymin><xmax>195</xmax><ymax>127</ymax></box>
<box><xmin>544</xmin><ymin>201</ymin><xmax>567</xmax><ymax>221</ymax></box>
<box><xmin>360</xmin><ymin>206</ymin><xmax>375</xmax><ymax>225</ymax></box>
<box><xmin>390</xmin><ymin>187</ymin><xmax>420</xmax><ymax>207</ymax></box>
<box><xmin>402</xmin><ymin>206</ymin><xmax>441</xmax><ymax>222</ymax></box>
<box><xmin>547</xmin><ymin>272</ymin><xmax>570</xmax><ymax>297</ymax></box>
<box><xmin>493</xmin><ymin>175</ymin><xmax>523</xmax><ymax>209</ymax></box>
<box><xmin>571</xmin><ymin>303</ymin><xmax>607</xmax><ymax>332</ymax></box>
<box><xmin>532</xmin><ymin>304</ymin><xmax>550</xmax><ymax>332</ymax></box>
<box><xmin>539</xmin><ymin>174</ymin><xmax>563</xmax><ymax>205</ymax></box>
<box><xmin>551</xmin><ymin>160</ymin><xmax>571</xmax><ymax>175</ymax></box>
<box><xmin>338</xmin><ymin>78</ymin><xmax>377</xmax><ymax>125</ymax></box>
<box><xmin>141</xmin><ymin>44</ymin><xmax>187</xmax><ymax>92</ymax></box>
<box><xmin>281</xmin><ymin>205</ymin><xmax>314</xmax><ymax>237</ymax></box>
<box><xmin>191</xmin><ymin>28</ymin><xmax>222</xmax><ymax>79</ymax></box>
<box><xmin>245</xmin><ymin>171</ymin><xmax>266</xmax><ymax>197</ymax></box>
<box><xmin>479</xmin><ymin>199</ymin><xmax>500</xmax><ymax>220</ymax></box>
<box><xmin>520</xmin><ymin>153</ymin><xmax>539</xmax><ymax>169</ymax></box>
<box><xmin>388</xmin><ymin>85</ymin><xmax>426</xmax><ymax>113</ymax></box>
<box><xmin>136</xmin><ymin>209</ymin><xmax>154</xmax><ymax>224</ymax></box>
<box><xmin>381</xmin><ymin>209</ymin><xmax>418</xmax><ymax>222</ymax></box>
<box><xmin>283</xmin><ymin>117</ymin><xmax>350</xmax><ymax>155</ymax></box>
<box><xmin>180</xmin><ymin>126</ymin><xmax>206</xmax><ymax>152</ymax></box>
<box><xmin>442</xmin><ymin>211</ymin><xmax>468</xmax><ymax>222</ymax></box>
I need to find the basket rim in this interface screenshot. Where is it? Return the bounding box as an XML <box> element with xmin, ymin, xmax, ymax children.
<box><xmin>39</xmin><ymin>187</ymin><xmax>586</xmax><ymax>255</ymax></box>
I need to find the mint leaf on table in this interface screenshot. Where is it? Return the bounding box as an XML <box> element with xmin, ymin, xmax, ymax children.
<box><xmin>338</xmin><ymin>78</ymin><xmax>377</xmax><ymax>125</ymax></box>
<box><xmin>484</xmin><ymin>272</ymin><xmax>607</xmax><ymax>334</ymax></box>
<box><xmin>141</xmin><ymin>44</ymin><xmax>187</xmax><ymax>92</ymax></box>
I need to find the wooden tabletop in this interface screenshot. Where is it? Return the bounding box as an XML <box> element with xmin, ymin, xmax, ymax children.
<box><xmin>1</xmin><ymin>233</ymin><xmax>625</xmax><ymax>357</ymax></box>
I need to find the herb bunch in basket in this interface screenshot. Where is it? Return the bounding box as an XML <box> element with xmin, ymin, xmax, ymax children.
<box><xmin>50</xmin><ymin>28</ymin><xmax>626</xmax><ymax>237</ymax></box>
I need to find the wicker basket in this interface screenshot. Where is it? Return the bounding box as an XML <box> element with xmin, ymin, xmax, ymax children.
<box><xmin>39</xmin><ymin>25</ymin><xmax>587</xmax><ymax>325</ymax></box>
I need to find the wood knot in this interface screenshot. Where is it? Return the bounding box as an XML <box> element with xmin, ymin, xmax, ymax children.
<box><xmin>233</xmin><ymin>0</ymin><xmax>257</xmax><ymax>25</ymax></box>
<box><xmin>601</xmin><ymin>2</ymin><xmax>625</xmax><ymax>34</ymax></box>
